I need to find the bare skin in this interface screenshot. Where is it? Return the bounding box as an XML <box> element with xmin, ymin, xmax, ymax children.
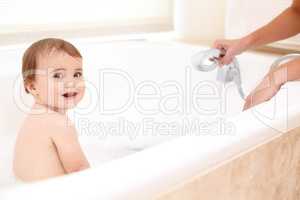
<box><xmin>14</xmin><ymin>105</ymin><xmax>90</xmax><ymax>181</ymax></box>
<box><xmin>213</xmin><ymin>0</ymin><xmax>300</xmax><ymax>110</ymax></box>
<box><xmin>243</xmin><ymin>58</ymin><xmax>300</xmax><ymax>110</ymax></box>
<box><xmin>13</xmin><ymin>49</ymin><xmax>90</xmax><ymax>182</ymax></box>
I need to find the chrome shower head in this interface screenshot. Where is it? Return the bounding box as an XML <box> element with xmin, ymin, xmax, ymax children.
<box><xmin>191</xmin><ymin>48</ymin><xmax>300</xmax><ymax>102</ymax></box>
<box><xmin>190</xmin><ymin>48</ymin><xmax>221</xmax><ymax>72</ymax></box>
<box><xmin>191</xmin><ymin>48</ymin><xmax>245</xmax><ymax>99</ymax></box>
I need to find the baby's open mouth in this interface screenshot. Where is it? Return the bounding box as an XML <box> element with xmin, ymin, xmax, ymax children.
<box><xmin>62</xmin><ymin>92</ymin><xmax>78</xmax><ymax>98</ymax></box>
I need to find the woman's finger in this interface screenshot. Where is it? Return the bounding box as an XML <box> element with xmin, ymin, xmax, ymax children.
<box><xmin>243</xmin><ymin>94</ymin><xmax>253</xmax><ymax>110</ymax></box>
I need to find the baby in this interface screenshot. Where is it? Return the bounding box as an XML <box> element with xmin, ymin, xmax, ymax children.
<box><xmin>13</xmin><ymin>38</ymin><xmax>90</xmax><ymax>182</ymax></box>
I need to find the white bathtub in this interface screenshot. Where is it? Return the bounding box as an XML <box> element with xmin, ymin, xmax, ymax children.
<box><xmin>1</xmin><ymin>37</ymin><xmax>300</xmax><ymax>199</ymax></box>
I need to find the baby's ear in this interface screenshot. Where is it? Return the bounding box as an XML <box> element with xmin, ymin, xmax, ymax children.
<box><xmin>26</xmin><ymin>82</ymin><xmax>38</xmax><ymax>96</ymax></box>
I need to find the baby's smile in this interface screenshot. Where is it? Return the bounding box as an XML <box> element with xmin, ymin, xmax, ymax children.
<box><xmin>62</xmin><ymin>91</ymin><xmax>78</xmax><ymax>98</ymax></box>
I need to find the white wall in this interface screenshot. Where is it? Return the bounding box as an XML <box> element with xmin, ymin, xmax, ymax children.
<box><xmin>0</xmin><ymin>0</ymin><xmax>173</xmax><ymax>45</ymax></box>
<box><xmin>173</xmin><ymin>0</ymin><xmax>226</xmax><ymax>43</ymax></box>
<box><xmin>0</xmin><ymin>0</ymin><xmax>172</xmax><ymax>26</ymax></box>
<box><xmin>226</xmin><ymin>0</ymin><xmax>300</xmax><ymax>50</ymax></box>
<box><xmin>173</xmin><ymin>0</ymin><xmax>300</xmax><ymax>50</ymax></box>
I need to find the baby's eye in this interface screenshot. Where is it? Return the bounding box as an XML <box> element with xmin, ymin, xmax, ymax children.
<box><xmin>74</xmin><ymin>72</ymin><xmax>82</xmax><ymax>78</ymax></box>
<box><xmin>53</xmin><ymin>72</ymin><xmax>64</xmax><ymax>79</ymax></box>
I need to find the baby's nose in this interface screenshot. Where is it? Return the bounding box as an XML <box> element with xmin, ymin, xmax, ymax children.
<box><xmin>64</xmin><ymin>81</ymin><xmax>75</xmax><ymax>88</ymax></box>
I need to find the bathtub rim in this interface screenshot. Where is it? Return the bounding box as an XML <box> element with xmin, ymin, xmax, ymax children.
<box><xmin>1</xmin><ymin>93</ymin><xmax>300</xmax><ymax>200</ymax></box>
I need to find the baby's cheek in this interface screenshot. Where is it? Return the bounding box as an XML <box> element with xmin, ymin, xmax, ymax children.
<box><xmin>34</xmin><ymin>79</ymin><xmax>49</xmax><ymax>99</ymax></box>
<box><xmin>45</xmin><ymin>82</ymin><xmax>64</xmax><ymax>104</ymax></box>
<box><xmin>77</xmin><ymin>81</ymin><xmax>85</xmax><ymax>96</ymax></box>
<box><xmin>48</xmin><ymin>81</ymin><xmax>64</xmax><ymax>94</ymax></box>
<box><xmin>76</xmin><ymin>80</ymin><xmax>85</xmax><ymax>89</ymax></box>
<box><xmin>80</xmin><ymin>86</ymin><xmax>85</xmax><ymax>96</ymax></box>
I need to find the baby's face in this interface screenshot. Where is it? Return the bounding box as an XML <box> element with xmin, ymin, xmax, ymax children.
<box><xmin>32</xmin><ymin>50</ymin><xmax>85</xmax><ymax>112</ymax></box>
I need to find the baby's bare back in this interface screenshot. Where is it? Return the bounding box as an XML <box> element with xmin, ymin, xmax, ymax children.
<box><xmin>13</xmin><ymin>113</ymin><xmax>67</xmax><ymax>182</ymax></box>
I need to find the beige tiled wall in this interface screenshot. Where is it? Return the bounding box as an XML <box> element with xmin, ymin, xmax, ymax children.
<box><xmin>174</xmin><ymin>0</ymin><xmax>225</xmax><ymax>43</ymax></box>
<box><xmin>157</xmin><ymin>126</ymin><xmax>300</xmax><ymax>200</ymax></box>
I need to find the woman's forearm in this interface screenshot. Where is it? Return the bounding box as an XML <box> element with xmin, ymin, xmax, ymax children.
<box><xmin>242</xmin><ymin>4</ymin><xmax>300</xmax><ymax>50</ymax></box>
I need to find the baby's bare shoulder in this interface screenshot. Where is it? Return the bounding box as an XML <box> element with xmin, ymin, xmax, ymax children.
<box><xmin>25</xmin><ymin>112</ymin><xmax>75</xmax><ymax>137</ymax></box>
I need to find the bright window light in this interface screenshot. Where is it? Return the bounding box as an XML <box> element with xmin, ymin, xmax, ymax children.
<box><xmin>0</xmin><ymin>0</ymin><xmax>172</xmax><ymax>25</ymax></box>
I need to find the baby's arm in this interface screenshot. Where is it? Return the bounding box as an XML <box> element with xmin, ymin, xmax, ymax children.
<box><xmin>243</xmin><ymin>58</ymin><xmax>300</xmax><ymax>110</ymax></box>
<box><xmin>51</xmin><ymin>123</ymin><xmax>90</xmax><ymax>173</ymax></box>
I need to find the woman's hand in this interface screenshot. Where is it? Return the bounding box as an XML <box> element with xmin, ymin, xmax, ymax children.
<box><xmin>213</xmin><ymin>38</ymin><xmax>250</xmax><ymax>65</ymax></box>
<box><xmin>242</xmin><ymin>65</ymin><xmax>288</xmax><ymax>111</ymax></box>
<box><xmin>243</xmin><ymin>74</ymin><xmax>281</xmax><ymax>111</ymax></box>
<box><xmin>243</xmin><ymin>57</ymin><xmax>300</xmax><ymax>111</ymax></box>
